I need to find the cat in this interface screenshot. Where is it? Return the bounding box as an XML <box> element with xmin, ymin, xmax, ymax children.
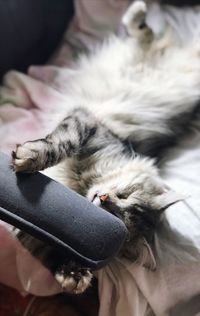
<box><xmin>11</xmin><ymin>1</ymin><xmax>200</xmax><ymax>294</ymax></box>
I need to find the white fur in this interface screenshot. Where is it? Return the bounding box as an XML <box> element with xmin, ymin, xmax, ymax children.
<box><xmin>44</xmin><ymin>0</ymin><xmax>200</xmax><ymax>201</ymax></box>
<box><xmin>46</xmin><ymin>2</ymin><xmax>200</xmax><ymax>146</ymax></box>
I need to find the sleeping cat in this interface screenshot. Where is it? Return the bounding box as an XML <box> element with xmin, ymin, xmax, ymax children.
<box><xmin>12</xmin><ymin>1</ymin><xmax>200</xmax><ymax>294</ymax></box>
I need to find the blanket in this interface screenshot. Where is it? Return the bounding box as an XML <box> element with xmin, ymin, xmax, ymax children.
<box><xmin>0</xmin><ymin>1</ymin><xmax>200</xmax><ymax>315</ymax></box>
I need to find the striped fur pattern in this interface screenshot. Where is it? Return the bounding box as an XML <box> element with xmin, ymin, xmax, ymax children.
<box><xmin>12</xmin><ymin>1</ymin><xmax>200</xmax><ymax>294</ymax></box>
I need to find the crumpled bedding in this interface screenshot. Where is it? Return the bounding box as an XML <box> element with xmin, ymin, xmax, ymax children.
<box><xmin>0</xmin><ymin>1</ymin><xmax>200</xmax><ymax>315</ymax></box>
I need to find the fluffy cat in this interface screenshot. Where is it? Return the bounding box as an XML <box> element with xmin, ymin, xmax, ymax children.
<box><xmin>12</xmin><ymin>1</ymin><xmax>200</xmax><ymax>294</ymax></box>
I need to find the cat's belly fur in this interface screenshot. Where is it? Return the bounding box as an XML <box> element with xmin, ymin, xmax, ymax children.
<box><xmin>43</xmin><ymin>34</ymin><xmax>200</xmax><ymax>188</ymax></box>
<box><xmin>51</xmin><ymin>34</ymin><xmax>200</xmax><ymax>143</ymax></box>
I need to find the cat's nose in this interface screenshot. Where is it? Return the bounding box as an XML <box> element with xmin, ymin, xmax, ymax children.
<box><xmin>99</xmin><ymin>194</ymin><xmax>109</xmax><ymax>203</ymax></box>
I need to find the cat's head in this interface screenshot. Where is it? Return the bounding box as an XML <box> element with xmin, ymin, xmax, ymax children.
<box><xmin>87</xmin><ymin>156</ymin><xmax>183</xmax><ymax>269</ymax></box>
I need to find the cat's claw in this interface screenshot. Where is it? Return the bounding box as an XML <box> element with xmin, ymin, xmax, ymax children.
<box><xmin>55</xmin><ymin>268</ymin><xmax>92</xmax><ymax>295</ymax></box>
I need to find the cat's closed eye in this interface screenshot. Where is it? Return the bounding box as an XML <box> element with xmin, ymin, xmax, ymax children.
<box><xmin>116</xmin><ymin>192</ymin><xmax>130</xmax><ymax>199</ymax></box>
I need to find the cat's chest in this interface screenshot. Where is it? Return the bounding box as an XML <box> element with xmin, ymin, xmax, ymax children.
<box><xmin>44</xmin><ymin>157</ymin><xmax>100</xmax><ymax>197</ymax></box>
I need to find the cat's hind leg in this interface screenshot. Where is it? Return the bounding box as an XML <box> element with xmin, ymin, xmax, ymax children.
<box><xmin>122</xmin><ymin>1</ymin><xmax>153</xmax><ymax>45</ymax></box>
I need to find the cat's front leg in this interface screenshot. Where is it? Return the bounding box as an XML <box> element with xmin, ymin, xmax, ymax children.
<box><xmin>12</xmin><ymin>107</ymin><xmax>98</xmax><ymax>173</ymax></box>
<box><xmin>12</xmin><ymin>140</ymin><xmax>51</xmax><ymax>173</ymax></box>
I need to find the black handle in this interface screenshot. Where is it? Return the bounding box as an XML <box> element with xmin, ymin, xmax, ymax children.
<box><xmin>0</xmin><ymin>152</ymin><xmax>127</xmax><ymax>269</ymax></box>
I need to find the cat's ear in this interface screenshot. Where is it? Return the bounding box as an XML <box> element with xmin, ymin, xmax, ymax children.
<box><xmin>154</xmin><ymin>186</ymin><xmax>186</xmax><ymax>212</ymax></box>
<box><xmin>136</xmin><ymin>238</ymin><xmax>156</xmax><ymax>271</ymax></box>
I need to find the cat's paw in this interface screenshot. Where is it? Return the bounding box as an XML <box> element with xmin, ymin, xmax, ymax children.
<box><xmin>122</xmin><ymin>1</ymin><xmax>147</xmax><ymax>28</ymax></box>
<box><xmin>12</xmin><ymin>141</ymin><xmax>45</xmax><ymax>173</ymax></box>
<box><xmin>122</xmin><ymin>1</ymin><xmax>153</xmax><ymax>42</ymax></box>
<box><xmin>55</xmin><ymin>266</ymin><xmax>92</xmax><ymax>295</ymax></box>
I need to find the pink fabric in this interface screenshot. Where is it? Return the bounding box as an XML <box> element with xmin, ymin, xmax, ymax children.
<box><xmin>0</xmin><ymin>70</ymin><xmax>69</xmax><ymax>154</ymax></box>
<box><xmin>0</xmin><ymin>221</ymin><xmax>62</xmax><ymax>296</ymax></box>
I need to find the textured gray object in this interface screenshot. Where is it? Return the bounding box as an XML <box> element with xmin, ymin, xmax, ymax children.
<box><xmin>0</xmin><ymin>152</ymin><xmax>127</xmax><ymax>270</ymax></box>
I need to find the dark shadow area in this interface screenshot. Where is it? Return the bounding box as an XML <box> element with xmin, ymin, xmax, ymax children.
<box><xmin>170</xmin><ymin>294</ymin><xmax>200</xmax><ymax>316</ymax></box>
<box><xmin>0</xmin><ymin>0</ymin><xmax>74</xmax><ymax>81</ymax></box>
<box><xmin>161</xmin><ymin>0</ymin><xmax>200</xmax><ymax>6</ymax></box>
